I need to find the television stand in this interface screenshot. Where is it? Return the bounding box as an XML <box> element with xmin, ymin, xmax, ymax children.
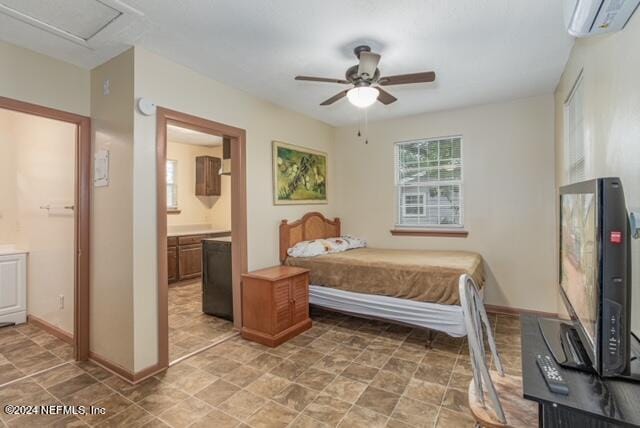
<box><xmin>522</xmin><ymin>315</ymin><xmax>640</xmax><ymax>427</ymax></box>
<box><xmin>538</xmin><ymin>317</ymin><xmax>640</xmax><ymax>382</ymax></box>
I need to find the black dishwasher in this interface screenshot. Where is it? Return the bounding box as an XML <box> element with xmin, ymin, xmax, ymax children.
<box><xmin>202</xmin><ymin>236</ymin><xmax>233</xmax><ymax>321</ymax></box>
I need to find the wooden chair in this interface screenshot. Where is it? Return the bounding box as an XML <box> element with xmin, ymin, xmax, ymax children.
<box><xmin>459</xmin><ymin>274</ymin><xmax>537</xmax><ymax>428</ymax></box>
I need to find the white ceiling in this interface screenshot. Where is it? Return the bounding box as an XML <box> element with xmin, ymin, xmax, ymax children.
<box><xmin>167</xmin><ymin>124</ymin><xmax>222</xmax><ymax>147</ymax></box>
<box><xmin>0</xmin><ymin>0</ymin><xmax>574</xmax><ymax>126</ymax></box>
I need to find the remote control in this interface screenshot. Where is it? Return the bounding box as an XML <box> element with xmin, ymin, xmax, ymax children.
<box><xmin>536</xmin><ymin>354</ymin><xmax>569</xmax><ymax>395</ymax></box>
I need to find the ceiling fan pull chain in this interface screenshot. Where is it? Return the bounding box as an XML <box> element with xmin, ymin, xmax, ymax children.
<box><xmin>364</xmin><ymin>108</ymin><xmax>369</xmax><ymax>144</ymax></box>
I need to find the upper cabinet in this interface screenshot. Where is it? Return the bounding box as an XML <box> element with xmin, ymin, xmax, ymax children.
<box><xmin>195</xmin><ymin>156</ymin><xmax>221</xmax><ymax>196</ymax></box>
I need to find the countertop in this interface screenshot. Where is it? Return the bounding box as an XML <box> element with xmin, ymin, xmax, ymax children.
<box><xmin>0</xmin><ymin>245</ymin><xmax>29</xmax><ymax>256</ymax></box>
<box><xmin>167</xmin><ymin>225</ymin><xmax>231</xmax><ymax>237</ymax></box>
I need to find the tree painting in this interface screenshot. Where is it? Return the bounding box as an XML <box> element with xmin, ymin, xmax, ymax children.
<box><xmin>273</xmin><ymin>141</ymin><xmax>327</xmax><ymax>204</ymax></box>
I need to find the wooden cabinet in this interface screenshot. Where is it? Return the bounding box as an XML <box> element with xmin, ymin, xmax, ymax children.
<box><xmin>241</xmin><ymin>266</ymin><xmax>311</xmax><ymax>347</ymax></box>
<box><xmin>167</xmin><ymin>245</ymin><xmax>178</xmax><ymax>283</ymax></box>
<box><xmin>195</xmin><ymin>156</ymin><xmax>221</xmax><ymax>196</ymax></box>
<box><xmin>167</xmin><ymin>231</ymin><xmax>230</xmax><ymax>284</ymax></box>
<box><xmin>178</xmin><ymin>244</ymin><xmax>202</xmax><ymax>280</ymax></box>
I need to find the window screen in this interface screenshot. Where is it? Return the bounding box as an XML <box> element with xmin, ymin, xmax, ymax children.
<box><xmin>395</xmin><ymin>136</ymin><xmax>463</xmax><ymax>227</ymax></box>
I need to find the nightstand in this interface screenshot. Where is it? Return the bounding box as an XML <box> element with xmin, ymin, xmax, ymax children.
<box><xmin>241</xmin><ymin>266</ymin><xmax>311</xmax><ymax>347</ymax></box>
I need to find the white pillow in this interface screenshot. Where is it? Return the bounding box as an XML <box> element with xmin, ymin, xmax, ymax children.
<box><xmin>287</xmin><ymin>239</ymin><xmax>332</xmax><ymax>258</ymax></box>
<box><xmin>287</xmin><ymin>235</ymin><xmax>367</xmax><ymax>258</ymax></box>
<box><xmin>341</xmin><ymin>235</ymin><xmax>367</xmax><ymax>250</ymax></box>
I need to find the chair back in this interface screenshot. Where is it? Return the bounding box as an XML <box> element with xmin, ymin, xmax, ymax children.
<box><xmin>459</xmin><ymin>274</ymin><xmax>506</xmax><ymax>424</ymax></box>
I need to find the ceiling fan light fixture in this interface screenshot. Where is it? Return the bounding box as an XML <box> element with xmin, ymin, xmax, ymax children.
<box><xmin>347</xmin><ymin>86</ymin><xmax>379</xmax><ymax>108</ymax></box>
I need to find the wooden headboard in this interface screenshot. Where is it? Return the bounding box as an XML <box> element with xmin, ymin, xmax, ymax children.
<box><xmin>279</xmin><ymin>212</ymin><xmax>341</xmax><ymax>263</ymax></box>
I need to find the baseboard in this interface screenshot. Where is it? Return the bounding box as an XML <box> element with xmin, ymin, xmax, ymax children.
<box><xmin>485</xmin><ymin>304</ymin><xmax>558</xmax><ymax>319</ymax></box>
<box><xmin>89</xmin><ymin>351</ymin><xmax>166</xmax><ymax>385</ymax></box>
<box><xmin>27</xmin><ymin>315</ymin><xmax>73</xmax><ymax>344</ymax></box>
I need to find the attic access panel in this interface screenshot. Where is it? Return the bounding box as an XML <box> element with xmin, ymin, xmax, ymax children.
<box><xmin>0</xmin><ymin>0</ymin><xmax>121</xmax><ymax>41</ymax></box>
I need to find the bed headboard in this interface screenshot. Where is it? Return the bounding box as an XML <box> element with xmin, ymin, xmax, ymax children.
<box><xmin>279</xmin><ymin>212</ymin><xmax>341</xmax><ymax>263</ymax></box>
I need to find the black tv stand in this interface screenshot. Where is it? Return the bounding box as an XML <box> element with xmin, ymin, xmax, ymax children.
<box><xmin>538</xmin><ymin>317</ymin><xmax>640</xmax><ymax>382</ymax></box>
<box><xmin>522</xmin><ymin>315</ymin><xmax>640</xmax><ymax>427</ymax></box>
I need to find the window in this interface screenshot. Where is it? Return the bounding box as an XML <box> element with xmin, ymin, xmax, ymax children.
<box><xmin>395</xmin><ymin>136</ymin><xmax>463</xmax><ymax>228</ymax></box>
<box><xmin>166</xmin><ymin>159</ymin><xmax>178</xmax><ymax>210</ymax></box>
<box><xmin>564</xmin><ymin>71</ymin><xmax>585</xmax><ymax>183</ymax></box>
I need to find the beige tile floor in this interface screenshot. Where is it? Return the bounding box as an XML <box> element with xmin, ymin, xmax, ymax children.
<box><xmin>168</xmin><ymin>281</ymin><xmax>236</xmax><ymax>362</ymax></box>
<box><xmin>0</xmin><ymin>321</ymin><xmax>75</xmax><ymax>386</ymax></box>
<box><xmin>0</xmin><ymin>307</ymin><xmax>522</xmax><ymax>427</ymax></box>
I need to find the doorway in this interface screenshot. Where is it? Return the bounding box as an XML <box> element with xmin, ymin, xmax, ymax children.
<box><xmin>156</xmin><ymin>108</ymin><xmax>247</xmax><ymax>367</ymax></box>
<box><xmin>0</xmin><ymin>97</ymin><xmax>91</xmax><ymax>374</ymax></box>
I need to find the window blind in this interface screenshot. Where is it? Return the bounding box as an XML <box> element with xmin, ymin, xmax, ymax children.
<box><xmin>166</xmin><ymin>159</ymin><xmax>178</xmax><ymax>209</ymax></box>
<box><xmin>565</xmin><ymin>72</ymin><xmax>585</xmax><ymax>183</ymax></box>
<box><xmin>395</xmin><ymin>136</ymin><xmax>463</xmax><ymax>228</ymax></box>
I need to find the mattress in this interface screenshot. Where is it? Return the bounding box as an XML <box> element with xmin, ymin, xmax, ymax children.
<box><xmin>285</xmin><ymin>247</ymin><xmax>484</xmax><ymax>305</ymax></box>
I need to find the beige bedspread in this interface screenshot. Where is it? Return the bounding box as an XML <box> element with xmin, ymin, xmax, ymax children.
<box><xmin>285</xmin><ymin>248</ymin><xmax>484</xmax><ymax>305</ymax></box>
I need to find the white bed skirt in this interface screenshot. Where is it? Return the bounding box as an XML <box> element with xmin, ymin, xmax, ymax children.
<box><xmin>309</xmin><ymin>285</ymin><xmax>481</xmax><ymax>337</ymax></box>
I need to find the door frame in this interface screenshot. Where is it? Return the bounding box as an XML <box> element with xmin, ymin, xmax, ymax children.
<box><xmin>156</xmin><ymin>107</ymin><xmax>247</xmax><ymax>368</ymax></box>
<box><xmin>0</xmin><ymin>96</ymin><xmax>91</xmax><ymax>361</ymax></box>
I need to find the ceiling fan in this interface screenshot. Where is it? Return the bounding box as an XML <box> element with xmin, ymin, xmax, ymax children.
<box><xmin>295</xmin><ymin>45</ymin><xmax>436</xmax><ymax>108</ymax></box>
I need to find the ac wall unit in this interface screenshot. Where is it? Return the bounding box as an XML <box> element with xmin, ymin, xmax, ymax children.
<box><xmin>564</xmin><ymin>0</ymin><xmax>640</xmax><ymax>37</ymax></box>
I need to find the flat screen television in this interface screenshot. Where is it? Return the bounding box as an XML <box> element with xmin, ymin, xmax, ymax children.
<box><xmin>554</xmin><ymin>177</ymin><xmax>631</xmax><ymax>377</ymax></box>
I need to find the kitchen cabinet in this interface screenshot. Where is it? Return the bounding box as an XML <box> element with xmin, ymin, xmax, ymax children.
<box><xmin>167</xmin><ymin>231</ymin><xmax>230</xmax><ymax>284</ymax></box>
<box><xmin>195</xmin><ymin>156</ymin><xmax>221</xmax><ymax>196</ymax></box>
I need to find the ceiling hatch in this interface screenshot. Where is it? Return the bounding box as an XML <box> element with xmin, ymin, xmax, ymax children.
<box><xmin>0</xmin><ymin>0</ymin><xmax>121</xmax><ymax>40</ymax></box>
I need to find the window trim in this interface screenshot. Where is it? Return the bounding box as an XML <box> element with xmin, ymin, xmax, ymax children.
<box><xmin>394</xmin><ymin>135</ymin><xmax>464</xmax><ymax>230</ymax></box>
<box><xmin>166</xmin><ymin>159</ymin><xmax>179</xmax><ymax>210</ymax></box>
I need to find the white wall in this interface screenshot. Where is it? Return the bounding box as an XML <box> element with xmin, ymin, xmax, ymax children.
<box><xmin>132</xmin><ymin>47</ymin><xmax>337</xmax><ymax>370</ymax></box>
<box><xmin>0</xmin><ymin>40</ymin><xmax>90</xmax><ymax>116</ymax></box>
<box><xmin>90</xmin><ymin>49</ymin><xmax>135</xmax><ymax>370</ymax></box>
<box><xmin>166</xmin><ymin>142</ymin><xmax>231</xmax><ymax>230</ymax></box>
<box><xmin>334</xmin><ymin>95</ymin><xmax>557</xmax><ymax>312</ymax></box>
<box><xmin>0</xmin><ymin>108</ymin><xmax>76</xmax><ymax>333</ymax></box>
<box><xmin>554</xmin><ymin>15</ymin><xmax>640</xmax><ymax>335</ymax></box>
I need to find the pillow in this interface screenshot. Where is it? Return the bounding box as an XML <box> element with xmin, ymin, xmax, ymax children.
<box><xmin>287</xmin><ymin>235</ymin><xmax>367</xmax><ymax>258</ymax></box>
<box><xmin>287</xmin><ymin>239</ymin><xmax>332</xmax><ymax>258</ymax></box>
<box><xmin>340</xmin><ymin>235</ymin><xmax>367</xmax><ymax>250</ymax></box>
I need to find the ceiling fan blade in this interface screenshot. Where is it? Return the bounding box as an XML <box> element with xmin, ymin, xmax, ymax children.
<box><xmin>295</xmin><ymin>76</ymin><xmax>350</xmax><ymax>84</ymax></box>
<box><xmin>357</xmin><ymin>52</ymin><xmax>381</xmax><ymax>79</ymax></box>
<box><xmin>378</xmin><ymin>71</ymin><xmax>436</xmax><ymax>86</ymax></box>
<box><xmin>376</xmin><ymin>87</ymin><xmax>397</xmax><ymax>105</ymax></box>
<box><xmin>320</xmin><ymin>90</ymin><xmax>348</xmax><ymax>106</ymax></box>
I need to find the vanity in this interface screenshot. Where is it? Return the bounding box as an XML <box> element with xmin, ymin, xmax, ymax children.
<box><xmin>0</xmin><ymin>246</ymin><xmax>28</xmax><ymax>325</ymax></box>
<box><xmin>167</xmin><ymin>226</ymin><xmax>231</xmax><ymax>284</ymax></box>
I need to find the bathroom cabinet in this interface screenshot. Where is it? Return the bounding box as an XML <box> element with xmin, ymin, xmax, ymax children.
<box><xmin>0</xmin><ymin>251</ymin><xmax>27</xmax><ymax>325</ymax></box>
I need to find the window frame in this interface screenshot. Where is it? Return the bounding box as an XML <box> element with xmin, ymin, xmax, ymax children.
<box><xmin>166</xmin><ymin>159</ymin><xmax>179</xmax><ymax>210</ymax></box>
<box><xmin>394</xmin><ymin>135</ymin><xmax>464</xmax><ymax>230</ymax></box>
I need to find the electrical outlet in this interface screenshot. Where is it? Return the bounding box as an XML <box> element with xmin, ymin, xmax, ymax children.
<box><xmin>58</xmin><ymin>295</ymin><xmax>64</xmax><ymax>310</ymax></box>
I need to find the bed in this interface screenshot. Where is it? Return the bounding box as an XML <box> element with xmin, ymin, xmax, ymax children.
<box><xmin>279</xmin><ymin>212</ymin><xmax>485</xmax><ymax>337</ymax></box>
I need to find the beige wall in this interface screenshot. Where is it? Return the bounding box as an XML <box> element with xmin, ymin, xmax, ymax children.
<box><xmin>334</xmin><ymin>95</ymin><xmax>557</xmax><ymax>312</ymax></box>
<box><xmin>0</xmin><ymin>40</ymin><xmax>90</xmax><ymax>116</ymax></box>
<box><xmin>132</xmin><ymin>46</ymin><xmax>337</xmax><ymax>370</ymax></box>
<box><xmin>166</xmin><ymin>143</ymin><xmax>231</xmax><ymax>230</ymax></box>
<box><xmin>0</xmin><ymin>109</ymin><xmax>76</xmax><ymax>333</ymax></box>
<box><xmin>90</xmin><ymin>49</ymin><xmax>135</xmax><ymax>370</ymax></box>
<box><xmin>554</xmin><ymin>16</ymin><xmax>640</xmax><ymax>335</ymax></box>
<box><xmin>0</xmin><ymin>111</ymin><xmax>17</xmax><ymax>245</ymax></box>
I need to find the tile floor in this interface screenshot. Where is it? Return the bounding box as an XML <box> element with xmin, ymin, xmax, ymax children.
<box><xmin>0</xmin><ymin>321</ymin><xmax>75</xmax><ymax>386</ymax></box>
<box><xmin>168</xmin><ymin>281</ymin><xmax>236</xmax><ymax>362</ymax></box>
<box><xmin>0</xmin><ymin>308</ymin><xmax>522</xmax><ymax>427</ymax></box>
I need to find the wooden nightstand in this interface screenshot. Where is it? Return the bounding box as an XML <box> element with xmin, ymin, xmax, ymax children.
<box><xmin>241</xmin><ymin>266</ymin><xmax>312</xmax><ymax>347</ymax></box>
